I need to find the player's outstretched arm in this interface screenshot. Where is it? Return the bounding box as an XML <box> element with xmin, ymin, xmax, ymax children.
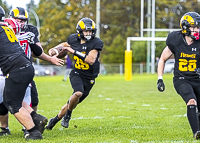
<box><xmin>30</xmin><ymin>43</ymin><xmax>64</xmax><ymax>66</ymax></box>
<box><xmin>38</xmin><ymin>52</ymin><xmax>64</xmax><ymax>66</ymax></box>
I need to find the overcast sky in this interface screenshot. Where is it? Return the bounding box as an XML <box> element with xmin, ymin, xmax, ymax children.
<box><xmin>4</xmin><ymin>0</ymin><xmax>40</xmax><ymax>9</ymax></box>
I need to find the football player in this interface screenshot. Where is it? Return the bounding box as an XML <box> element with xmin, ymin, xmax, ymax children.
<box><xmin>0</xmin><ymin>6</ymin><xmax>48</xmax><ymax>140</ymax></box>
<box><xmin>0</xmin><ymin>17</ymin><xmax>64</xmax><ymax>137</ymax></box>
<box><xmin>0</xmin><ymin>18</ymin><xmax>32</xmax><ymax>136</ymax></box>
<box><xmin>9</xmin><ymin>7</ymin><xmax>43</xmax><ymax>113</ymax></box>
<box><xmin>157</xmin><ymin>12</ymin><xmax>200</xmax><ymax>139</ymax></box>
<box><xmin>8</xmin><ymin>7</ymin><xmax>64</xmax><ymax>135</ymax></box>
<box><xmin>46</xmin><ymin>17</ymin><xmax>103</xmax><ymax>130</ymax></box>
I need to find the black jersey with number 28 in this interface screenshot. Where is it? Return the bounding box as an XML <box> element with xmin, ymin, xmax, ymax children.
<box><xmin>166</xmin><ymin>30</ymin><xmax>200</xmax><ymax>79</ymax></box>
<box><xmin>67</xmin><ymin>33</ymin><xmax>103</xmax><ymax>79</ymax></box>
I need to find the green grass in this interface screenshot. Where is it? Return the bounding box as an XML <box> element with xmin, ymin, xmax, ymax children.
<box><xmin>0</xmin><ymin>74</ymin><xmax>199</xmax><ymax>142</ymax></box>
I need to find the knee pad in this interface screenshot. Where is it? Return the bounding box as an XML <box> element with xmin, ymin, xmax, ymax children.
<box><xmin>0</xmin><ymin>102</ymin><xmax>8</xmax><ymax>115</ymax></box>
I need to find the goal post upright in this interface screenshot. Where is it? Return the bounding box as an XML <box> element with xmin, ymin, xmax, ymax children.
<box><xmin>125</xmin><ymin>37</ymin><xmax>167</xmax><ymax>81</ymax></box>
<box><xmin>124</xmin><ymin>0</ymin><xmax>181</xmax><ymax>81</ymax></box>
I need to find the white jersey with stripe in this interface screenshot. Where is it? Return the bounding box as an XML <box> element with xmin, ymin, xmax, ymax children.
<box><xmin>17</xmin><ymin>33</ymin><xmax>34</xmax><ymax>88</ymax></box>
<box><xmin>17</xmin><ymin>32</ymin><xmax>35</xmax><ymax>59</ymax></box>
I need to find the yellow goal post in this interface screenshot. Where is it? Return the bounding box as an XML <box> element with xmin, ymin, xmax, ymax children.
<box><xmin>125</xmin><ymin>37</ymin><xmax>167</xmax><ymax>81</ymax></box>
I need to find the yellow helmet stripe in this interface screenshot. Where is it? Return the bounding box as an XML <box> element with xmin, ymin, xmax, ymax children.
<box><xmin>25</xmin><ymin>10</ymin><xmax>28</xmax><ymax>18</ymax></box>
<box><xmin>78</xmin><ymin>21</ymin><xmax>85</xmax><ymax>29</ymax></box>
<box><xmin>12</xmin><ymin>8</ymin><xmax>20</xmax><ymax>18</ymax></box>
<box><xmin>92</xmin><ymin>21</ymin><xmax>95</xmax><ymax>29</ymax></box>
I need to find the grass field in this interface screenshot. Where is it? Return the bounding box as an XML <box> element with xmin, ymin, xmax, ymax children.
<box><xmin>0</xmin><ymin>73</ymin><xmax>199</xmax><ymax>143</ymax></box>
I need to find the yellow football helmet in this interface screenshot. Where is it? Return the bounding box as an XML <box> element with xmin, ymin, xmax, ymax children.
<box><xmin>76</xmin><ymin>17</ymin><xmax>96</xmax><ymax>41</ymax></box>
<box><xmin>180</xmin><ymin>12</ymin><xmax>200</xmax><ymax>36</ymax></box>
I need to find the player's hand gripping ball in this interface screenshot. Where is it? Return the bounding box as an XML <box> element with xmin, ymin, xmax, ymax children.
<box><xmin>50</xmin><ymin>45</ymin><xmax>68</xmax><ymax>58</ymax></box>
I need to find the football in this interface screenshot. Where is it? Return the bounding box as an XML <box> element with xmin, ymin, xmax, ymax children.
<box><xmin>50</xmin><ymin>45</ymin><xmax>68</xmax><ymax>58</ymax></box>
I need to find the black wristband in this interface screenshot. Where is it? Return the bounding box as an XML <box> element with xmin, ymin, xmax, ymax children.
<box><xmin>74</xmin><ymin>50</ymin><xmax>86</xmax><ymax>61</ymax></box>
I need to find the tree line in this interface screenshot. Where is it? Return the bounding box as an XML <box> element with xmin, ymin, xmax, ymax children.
<box><xmin>1</xmin><ymin>0</ymin><xmax>200</xmax><ymax>64</ymax></box>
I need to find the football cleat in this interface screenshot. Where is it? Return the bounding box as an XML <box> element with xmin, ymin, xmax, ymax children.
<box><xmin>25</xmin><ymin>130</ymin><xmax>42</xmax><ymax>140</ymax></box>
<box><xmin>22</xmin><ymin>129</ymin><xmax>29</xmax><ymax>138</ymax></box>
<box><xmin>32</xmin><ymin>113</ymin><xmax>48</xmax><ymax>134</ymax></box>
<box><xmin>0</xmin><ymin>127</ymin><xmax>11</xmax><ymax>136</ymax></box>
<box><xmin>194</xmin><ymin>131</ymin><xmax>200</xmax><ymax>140</ymax></box>
<box><xmin>45</xmin><ymin>118</ymin><xmax>56</xmax><ymax>130</ymax></box>
<box><xmin>61</xmin><ymin>115</ymin><xmax>70</xmax><ymax>128</ymax></box>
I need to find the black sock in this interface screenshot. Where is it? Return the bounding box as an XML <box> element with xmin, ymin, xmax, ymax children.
<box><xmin>27</xmin><ymin>126</ymin><xmax>37</xmax><ymax>132</ymax></box>
<box><xmin>51</xmin><ymin>115</ymin><xmax>61</xmax><ymax>125</ymax></box>
<box><xmin>66</xmin><ymin>109</ymin><xmax>72</xmax><ymax>118</ymax></box>
<box><xmin>30</xmin><ymin>111</ymin><xmax>37</xmax><ymax>118</ymax></box>
<box><xmin>187</xmin><ymin>105</ymin><xmax>199</xmax><ymax>134</ymax></box>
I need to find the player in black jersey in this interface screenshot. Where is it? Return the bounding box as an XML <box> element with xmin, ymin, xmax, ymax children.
<box><xmin>0</xmin><ymin>18</ymin><xmax>64</xmax><ymax>138</ymax></box>
<box><xmin>157</xmin><ymin>12</ymin><xmax>200</xmax><ymax>139</ymax></box>
<box><xmin>0</xmin><ymin>6</ymin><xmax>48</xmax><ymax>140</ymax></box>
<box><xmin>46</xmin><ymin>17</ymin><xmax>103</xmax><ymax>130</ymax></box>
<box><xmin>10</xmin><ymin>7</ymin><xmax>64</xmax><ymax>113</ymax></box>
<box><xmin>9</xmin><ymin>7</ymin><xmax>41</xmax><ymax>112</ymax></box>
<box><xmin>0</xmin><ymin>7</ymin><xmax>64</xmax><ymax>137</ymax></box>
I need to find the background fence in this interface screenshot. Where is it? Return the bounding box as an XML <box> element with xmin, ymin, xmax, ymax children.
<box><xmin>34</xmin><ymin>63</ymin><xmax>152</xmax><ymax>76</ymax></box>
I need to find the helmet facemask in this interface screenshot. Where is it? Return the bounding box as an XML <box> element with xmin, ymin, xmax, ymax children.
<box><xmin>15</xmin><ymin>19</ymin><xmax>27</xmax><ymax>33</ymax></box>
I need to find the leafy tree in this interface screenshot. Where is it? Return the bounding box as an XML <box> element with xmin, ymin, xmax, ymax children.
<box><xmin>0</xmin><ymin>0</ymin><xmax>11</xmax><ymax>17</ymax></box>
<box><xmin>25</xmin><ymin>0</ymin><xmax>200</xmax><ymax>64</ymax></box>
<box><xmin>37</xmin><ymin>0</ymin><xmax>96</xmax><ymax>56</ymax></box>
<box><xmin>26</xmin><ymin>0</ymin><xmax>39</xmax><ymax>26</ymax></box>
<box><xmin>100</xmin><ymin>0</ymin><xmax>141</xmax><ymax>63</ymax></box>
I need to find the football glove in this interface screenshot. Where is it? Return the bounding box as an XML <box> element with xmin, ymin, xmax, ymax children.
<box><xmin>27</xmin><ymin>32</ymin><xmax>35</xmax><ymax>44</ymax></box>
<box><xmin>157</xmin><ymin>79</ymin><xmax>165</xmax><ymax>92</ymax></box>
